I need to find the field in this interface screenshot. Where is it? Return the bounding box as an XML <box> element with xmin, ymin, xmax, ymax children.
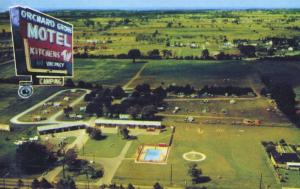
<box><xmin>128</xmin><ymin>59</ymin><xmax>256</xmax><ymax>89</ymax></box>
<box><xmin>73</xmin><ymin>59</ymin><xmax>145</xmax><ymax>86</ymax></box>
<box><xmin>0</xmin><ymin>84</ymin><xmax>62</xmax><ymax>124</ymax></box>
<box><xmin>1</xmin><ymin>10</ymin><xmax>300</xmax><ymax>62</ymax></box>
<box><xmin>82</xmin><ymin>134</ymin><xmax>127</xmax><ymax>158</ymax></box>
<box><xmin>1</xmin><ymin>8</ymin><xmax>300</xmax><ymax>189</ymax></box>
<box><xmin>113</xmin><ymin>123</ymin><xmax>300</xmax><ymax>189</ymax></box>
<box><xmin>164</xmin><ymin>99</ymin><xmax>289</xmax><ymax>125</ymax></box>
<box><xmin>18</xmin><ymin>89</ymin><xmax>86</xmax><ymax>122</ymax></box>
<box><xmin>0</xmin><ymin>59</ymin><xmax>145</xmax><ymax>87</ymax></box>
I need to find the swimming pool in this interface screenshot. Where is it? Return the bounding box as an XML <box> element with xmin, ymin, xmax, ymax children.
<box><xmin>144</xmin><ymin>149</ymin><xmax>162</xmax><ymax>161</ymax></box>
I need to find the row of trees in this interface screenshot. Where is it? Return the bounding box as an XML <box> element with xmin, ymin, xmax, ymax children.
<box><xmin>84</xmin><ymin>83</ymin><xmax>166</xmax><ymax>120</ymax></box>
<box><xmin>198</xmin><ymin>85</ymin><xmax>255</xmax><ymax>96</ymax></box>
<box><xmin>260</xmin><ymin>75</ymin><xmax>298</xmax><ymax>127</ymax></box>
<box><xmin>166</xmin><ymin>84</ymin><xmax>255</xmax><ymax>97</ymax></box>
<box><xmin>74</xmin><ymin>47</ymin><xmax>247</xmax><ymax>62</ymax></box>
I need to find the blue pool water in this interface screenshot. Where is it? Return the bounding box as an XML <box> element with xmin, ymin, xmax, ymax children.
<box><xmin>144</xmin><ymin>149</ymin><xmax>162</xmax><ymax>161</ymax></box>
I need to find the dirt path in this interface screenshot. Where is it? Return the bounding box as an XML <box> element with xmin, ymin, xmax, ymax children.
<box><xmin>122</xmin><ymin>63</ymin><xmax>148</xmax><ymax>90</ymax></box>
<box><xmin>78</xmin><ymin>140</ymin><xmax>133</xmax><ymax>185</ymax></box>
<box><xmin>10</xmin><ymin>89</ymin><xmax>90</xmax><ymax>126</ymax></box>
<box><xmin>40</xmin><ymin>130</ymin><xmax>90</xmax><ymax>182</ymax></box>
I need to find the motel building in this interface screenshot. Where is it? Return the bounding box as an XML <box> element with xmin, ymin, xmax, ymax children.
<box><xmin>37</xmin><ymin>123</ymin><xmax>86</xmax><ymax>135</ymax></box>
<box><xmin>95</xmin><ymin>118</ymin><xmax>162</xmax><ymax>129</ymax></box>
<box><xmin>269</xmin><ymin>145</ymin><xmax>300</xmax><ymax>170</ymax></box>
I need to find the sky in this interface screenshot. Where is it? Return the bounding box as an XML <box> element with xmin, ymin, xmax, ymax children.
<box><xmin>1</xmin><ymin>0</ymin><xmax>300</xmax><ymax>12</ymax></box>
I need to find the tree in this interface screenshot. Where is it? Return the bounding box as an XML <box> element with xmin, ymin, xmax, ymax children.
<box><xmin>86</xmin><ymin>102</ymin><xmax>103</xmax><ymax>117</ymax></box>
<box><xmin>119</xmin><ymin>127</ymin><xmax>130</xmax><ymax>139</ymax></box>
<box><xmin>153</xmin><ymin>182</ymin><xmax>163</xmax><ymax>189</ymax></box>
<box><xmin>135</xmin><ymin>83</ymin><xmax>151</xmax><ymax>94</ymax></box>
<box><xmin>63</xmin><ymin>106</ymin><xmax>73</xmax><ymax>116</ymax></box>
<box><xmin>31</xmin><ymin>178</ymin><xmax>40</xmax><ymax>189</ymax></box>
<box><xmin>238</xmin><ymin>45</ymin><xmax>256</xmax><ymax>57</ymax></box>
<box><xmin>39</xmin><ymin>178</ymin><xmax>53</xmax><ymax>189</ymax></box>
<box><xmin>65</xmin><ymin>148</ymin><xmax>78</xmax><ymax>167</ymax></box>
<box><xmin>112</xmin><ymin>85</ymin><xmax>126</xmax><ymax>99</ymax></box>
<box><xmin>162</xmin><ymin>49</ymin><xmax>172</xmax><ymax>58</ymax></box>
<box><xmin>128</xmin><ymin>49</ymin><xmax>141</xmax><ymax>63</ymax></box>
<box><xmin>266</xmin><ymin>144</ymin><xmax>276</xmax><ymax>153</ymax></box>
<box><xmin>141</xmin><ymin>105</ymin><xmax>157</xmax><ymax>120</ymax></box>
<box><xmin>147</xmin><ymin>49</ymin><xmax>160</xmax><ymax>59</ymax></box>
<box><xmin>188</xmin><ymin>164</ymin><xmax>202</xmax><ymax>184</ymax></box>
<box><xmin>16</xmin><ymin>179</ymin><xmax>24</xmax><ymax>189</ymax></box>
<box><xmin>270</xmin><ymin>83</ymin><xmax>296</xmax><ymax>116</ymax></box>
<box><xmin>65</xmin><ymin>79</ymin><xmax>75</xmax><ymax>87</ymax></box>
<box><xmin>127</xmin><ymin>183</ymin><xmax>135</xmax><ymax>189</ymax></box>
<box><xmin>56</xmin><ymin>177</ymin><xmax>76</xmax><ymax>189</ymax></box>
<box><xmin>127</xmin><ymin>105</ymin><xmax>140</xmax><ymax>119</ymax></box>
<box><xmin>86</xmin><ymin>127</ymin><xmax>103</xmax><ymax>140</ymax></box>
<box><xmin>16</xmin><ymin>142</ymin><xmax>57</xmax><ymax>174</ymax></box>
<box><xmin>201</xmin><ymin>49</ymin><xmax>210</xmax><ymax>59</ymax></box>
<box><xmin>84</xmin><ymin>93</ymin><xmax>93</xmax><ymax>102</ymax></box>
<box><xmin>78</xmin><ymin>80</ymin><xmax>86</xmax><ymax>88</ymax></box>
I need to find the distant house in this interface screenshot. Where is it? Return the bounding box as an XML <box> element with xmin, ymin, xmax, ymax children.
<box><xmin>76</xmin><ymin>115</ymin><xmax>83</xmax><ymax>119</ymax></box>
<box><xmin>63</xmin><ymin>97</ymin><xmax>70</xmax><ymax>101</ymax></box>
<box><xmin>79</xmin><ymin>106</ymin><xmax>86</xmax><ymax>112</ymax></box>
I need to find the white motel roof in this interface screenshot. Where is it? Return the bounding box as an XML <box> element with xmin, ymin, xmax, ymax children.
<box><xmin>95</xmin><ymin>119</ymin><xmax>161</xmax><ymax>127</ymax></box>
<box><xmin>37</xmin><ymin>123</ymin><xmax>86</xmax><ymax>132</ymax></box>
<box><xmin>287</xmin><ymin>162</ymin><xmax>300</xmax><ymax>166</ymax></box>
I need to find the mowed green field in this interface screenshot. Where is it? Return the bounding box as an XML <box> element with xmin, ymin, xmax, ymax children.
<box><xmin>82</xmin><ymin>134</ymin><xmax>127</xmax><ymax>158</ymax></box>
<box><xmin>129</xmin><ymin>59</ymin><xmax>257</xmax><ymax>89</ymax></box>
<box><xmin>113</xmin><ymin>123</ymin><xmax>300</xmax><ymax>189</ymax></box>
<box><xmin>74</xmin><ymin>59</ymin><xmax>145</xmax><ymax>86</ymax></box>
<box><xmin>0</xmin><ymin>59</ymin><xmax>145</xmax><ymax>87</ymax></box>
<box><xmin>0</xmin><ymin>84</ymin><xmax>62</xmax><ymax>123</ymax></box>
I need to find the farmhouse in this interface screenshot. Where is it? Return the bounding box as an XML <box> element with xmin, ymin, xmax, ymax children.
<box><xmin>37</xmin><ymin>123</ymin><xmax>86</xmax><ymax>135</ymax></box>
<box><xmin>95</xmin><ymin>118</ymin><xmax>162</xmax><ymax>129</ymax></box>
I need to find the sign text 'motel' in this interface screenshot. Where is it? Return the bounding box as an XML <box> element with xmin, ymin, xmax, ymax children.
<box><xmin>9</xmin><ymin>6</ymin><xmax>73</xmax><ymax>77</ymax></box>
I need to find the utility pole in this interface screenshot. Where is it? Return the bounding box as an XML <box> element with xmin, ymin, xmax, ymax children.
<box><xmin>86</xmin><ymin>171</ymin><xmax>90</xmax><ymax>189</ymax></box>
<box><xmin>170</xmin><ymin>163</ymin><xmax>173</xmax><ymax>185</ymax></box>
<box><xmin>62</xmin><ymin>148</ymin><xmax>66</xmax><ymax>179</ymax></box>
<box><xmin>3</xmin><ymin>172</ymin><xmax>9</xmax><ymax>189</ymax></box>
<box><xmin>259</xmin><ymin>173</ymin><xmax>263</xmax><ymax>189</ymax></box>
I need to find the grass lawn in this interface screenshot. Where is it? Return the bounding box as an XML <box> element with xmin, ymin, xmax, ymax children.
<box><xmin>74</xmin><ymin>59</ymin><xmax>145</xmax><ymax>87</ymax></box>
<box><xmin>0</xmin><ymin>84</ymin><xmax>62</xmax><ymax>124</ymax></box>
<box><xmin>61</xmin><ymin>162</ymin><xmax>103</xmax><ymax>182</ymax></box>
<box><xmin>125</xmin><ymin>128</ymin><xmax>173</xmax><ymax>158</ymax></box>
<box><xmin>278</xmin><ymin>168</ymin><xmax>300</xmax><ymax>188</ymax></box>
<box><xmin>82</xmin><ymin>134</ymin><xmax>127</xmax><ymax>158</ymax></box>
<box><xmin>113</xmin><ymin>123</ymin><xmax>300</xmax><ymax>189</ymax></box>
<box><xmin>0</xmin><ymin>59</ymin><xmax>145</xmax><ymax>88</ymax></box>
<box><xmin>18</xmin><ymin>89</ymin><xmax>86</xmax><ymax>122</ymax></box>
<box><xmin>129</xmin><ymin>59</ymin><xmax>257</xmax><ymax>89</ymax></box>
<box><xmin>56</xmin><ymin>100</ymin><xmax>90</xmax><ymax>121</ymax></box>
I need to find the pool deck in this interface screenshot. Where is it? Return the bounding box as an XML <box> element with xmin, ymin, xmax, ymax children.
<box><xmin>135</xmin><ymin>144</ymin><xmax>170</xmax><ymax>164</ymax></box>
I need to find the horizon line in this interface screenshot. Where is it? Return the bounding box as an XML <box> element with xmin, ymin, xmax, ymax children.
<box><xmin>1</xmin><ymin>7</ymin><xmax>300</xmax><ymax>13</ymax></box>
